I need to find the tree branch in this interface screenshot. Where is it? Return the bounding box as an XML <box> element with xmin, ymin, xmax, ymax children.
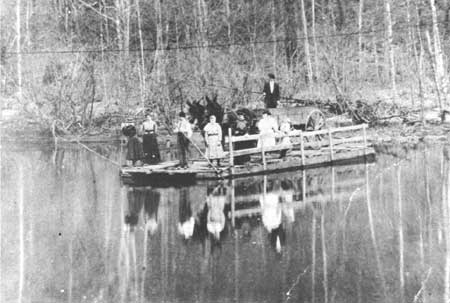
<box><xmin>78</xmin><ymin>0</ymin><xmax>116</xmax><ymax>23</ymax></box>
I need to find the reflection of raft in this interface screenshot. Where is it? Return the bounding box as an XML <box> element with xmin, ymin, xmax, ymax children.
<box><xmin>120</xmin><ymin>124</ymin><xmax>375</xmax><ymax>184</ymax></box>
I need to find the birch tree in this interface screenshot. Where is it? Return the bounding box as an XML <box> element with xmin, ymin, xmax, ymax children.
<box><xmin>300</xmin><ymin>0</ymin><xmax>313</xmax><ymax>85</ymax></box>
<box><xmin>429</xmin><ymin>0</ymin><xmax>449</xmax><ymax>113</ymax></box>
<box><xmin>384</xmin><ymin>0</ymin><xmax>397</xmax><ymax>102</ymax></box>
<box><xmin>312</xmin><ymin>0</ymin><xmax>319</xmax><ymax>81</ymax></box>
<box><xmin>136</xmin><ymin>0</ymin><xmax>146</xmax><ymax>108</ymax></box>
<box><xmin>358</xmin><ymin>0</ymin><xmax>364</xmax><ymax>77</ymax></box>
<box><xmin>16</xmin><ymin>0</ymin><xmax>22</xmax><ymax>100</ymax></box>
<box><xmin>271</xmin><ymin>0</ymin><xmax>277</xmax><ymax>72</ymax></box>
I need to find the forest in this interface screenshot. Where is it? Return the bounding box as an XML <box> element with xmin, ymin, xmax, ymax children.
<box><xmin>1</xmin><ymin>0</ymin><xmax>449</xmax><ymax>135</ymax></box>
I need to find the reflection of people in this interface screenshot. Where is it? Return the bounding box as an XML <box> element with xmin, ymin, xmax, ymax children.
<box><xmin>269</xmin><ymin>225</ymin><xmax>286</xmax><ymax>254</ymax></box>
<box><xmin>260</xmin><ymin>182</ymin><xmax>282</xmax><ymax>232</ymax></box>
<box><xmin>260</xmin><ymin>192</ymin><xmax>282</xmax><ymax>232</ymax></box>
<box><xmin>281</xmin><ymin>180</ymin><xmax>295</xmax><ymax>224</ymax></box>
<box><xmin>174</xmin><ymin>112</ymin><xmax>192</xmax><ymax>168</ymax></box>
<box><xmin>260</xmin><ymin>180</ymin><xmax>286</xmax><ymax>253</ymax></box>
<box><xmin>142</xmin><ymin>113</ymin><xmax>161</xmax><ymax>164</ymax></box>
<box><xmin>178</xmin><ymin>187</ymin><xmax>195</xmax><ymax>239</ymax></box>
<box><xmin>207</xmin><ymin>186</ymin><xmax>227</xmax><ymax>240</ymax></box>
<box><xmin>257</xmin><ymin>110</ymin><xmax>278</xmax><ymax>148</ymax></box>
<box><xmin>203</xmin><ymin>115</ymin><xmax>224</xmax><ymax>165</ymax></box>
<box><xmin>262</xmin><ymin>73</ymin><xmax>280</xmax><ymax>109</ymax></box>
<box><xmin>143</xmin><ymin>188</ymin><xmax>160</xmax><ymax>235</ymax></box>
<box><xmin>125</xmin><ymin>187</ymin><xmax>145</xmax><ymax>230</ymax></box>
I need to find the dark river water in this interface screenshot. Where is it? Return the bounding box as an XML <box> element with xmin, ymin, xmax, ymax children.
<box><xmin>1</xmin><ymin>142</ymin><xmax>449</xmax><ymax>303</ymax></box>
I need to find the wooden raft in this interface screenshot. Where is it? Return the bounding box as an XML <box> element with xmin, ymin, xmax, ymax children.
<box><xmin>120</xmin><ymin>124</ymin><xmax>375</xmax><ymax>183</ymax></box>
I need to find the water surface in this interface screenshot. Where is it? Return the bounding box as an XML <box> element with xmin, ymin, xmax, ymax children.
<box><xmin>1</xmin><ymin>142</ymin><xmax>449</xmax><ymax>303</ymax></box>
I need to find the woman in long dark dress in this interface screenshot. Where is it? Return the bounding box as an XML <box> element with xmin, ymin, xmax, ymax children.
<box><xmin>141</xmin><ymin>113</ymin><xmax>161</xmax><ymax>164</ymax></box>
<box><xmin>123</xmin><ymin>125</ymin><xmax>144</xmax><ymax>166</ymax></box>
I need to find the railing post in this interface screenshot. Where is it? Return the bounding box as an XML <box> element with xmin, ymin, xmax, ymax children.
<box><xmin>260</xmin><ymin>135</ymin><xmax>267</xmax><ymax>170</ymax></box>
<box><xmin>231</xmin><ymin>179</ymin><xmax>235</xmax><ymax>227</ymax></box>
<box><xmin>300</xmin><ymin>130</ymin><xmax>305</xmax><ymax>166</ymax></box>
<box><xmin>362</xmin><ymin>124</ymin><xmax>367</xmax><ymax>156</ymax></box>
<box><xmin>302</xmin><ymin>170</ymin><xmax>306</xmax><ymax>202</ymax></box>
<box><xmin>328</xmin><ymin>128</ymin><xmax>334</xmax><ymax>161</ymax></box>
<box><xmin>228</xmin><ymin>128</ymin><xmax>234</xmax><ymax>174</ymax></box>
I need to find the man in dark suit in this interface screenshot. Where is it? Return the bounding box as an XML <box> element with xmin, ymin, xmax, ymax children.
<box><xmin>262</xmin><ymin>73</ymin><xmax>280</xmax><ymax>108</ymax></box>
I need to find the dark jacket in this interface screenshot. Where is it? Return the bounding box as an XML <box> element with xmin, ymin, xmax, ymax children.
<box><xmin>263</xmin><ymin>82</ymin><xmax>280</xmax><ymax>108</ymax></box>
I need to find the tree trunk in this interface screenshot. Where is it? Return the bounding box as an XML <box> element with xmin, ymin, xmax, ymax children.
<box><xmin>17</xmin><ymin>0</ymin><xmax>22</xmax><ymax>100</ymax></box>
<box><xmin>384</xmin><ymin>0</ymin><xmax>397</xmax><ymax>102</ymax></box>
<box><xmin>25</xmin><ymin>0</ymin><xmax>31</xmax><ymax>49</ymax></box>
<box><xmin>283</xmin><ymin>0</ymin><xmax>297</xmax><ymax>69</ymax></box>
<box><xmin>300</xmin><ymin>0</ymin><xmax>313</xmax><ymax>85</ymax></box>
<box><xmin>225</xmin><ymin>0</ymin><xmax>232</xmax><ymax>44</ymax></box>
<box><xmin>358</xmin><ymin>0</ymin><xmax>364</xmax><ymax>77</ymax></box>
<box><xmin>100</xmin><ymin>21</ymin><xmax>108</xmax><ymax>106</ymax></box>
<box><xmin>312</xmin><ymin>0</ymin><xmax>319</xmax><ymax>81</ymax></box>
<box><xmin>136</xmin><ymin>0</ymin><xmax>146</xmax><ymax>108</ymax></box>
<box><xmin>429</xmin><ymin>0</ymin><xmax>449</xmax><ymax>113</ymax></box>
<box><xmin>412</xmin><ymin>0</ymin><xmax>425</xmax><ymax>123</ymax></box>
<box><xmin>124</xmin><ymin>0</ymin><xmax>130</xmax><ymax>58</ymax></box>
<box><xmin>425</xmin><ymin>30</ymin><xmax>443</xmax><ymax>110</ymax></box>
<box><xmin>271</xmin><ymin>0</ymin><xmax>277</xmax><ymax>72</ymax></box>
<box><xmin>336</xmin><ymin>0</ymin><xmax>345</xmax><ymax>30</ymax></box>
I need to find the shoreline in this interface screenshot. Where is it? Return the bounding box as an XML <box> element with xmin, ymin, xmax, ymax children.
<box><xmin>1</xmin><ymin>123</ymin><xmax>449</xmax><ymax>147</ymax></box>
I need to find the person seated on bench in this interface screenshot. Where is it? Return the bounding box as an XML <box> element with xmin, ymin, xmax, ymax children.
<box><xmin>233</xmin><ymin>113</ymin><xmax>252</xmax><ymax>165</ymax></box>
<box><xmin>279</xmin><ymin>117</ymin><xmax>292</xmax><ymax>158</ymax></box>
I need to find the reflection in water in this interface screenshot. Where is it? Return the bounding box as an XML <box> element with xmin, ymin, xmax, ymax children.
<box><xmin>1</xmin><ymin>143</ymin><xmax>450</xmax><ymax>302</ymax></box>
<box><xmin>206</xmin><ymin>184</ymin><xmax>227</xmax><ymax>240</ymax></box>
<box><xmin>178</xmin><ymin>187</ymin><xmax>194</xmax><ymax>239</ymax></box>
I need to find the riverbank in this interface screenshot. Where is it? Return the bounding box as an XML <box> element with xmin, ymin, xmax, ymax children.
<box><xmin>2</xmin><ymin>121</ymin><xmax>449</xmax><ymax>149</ymax></box>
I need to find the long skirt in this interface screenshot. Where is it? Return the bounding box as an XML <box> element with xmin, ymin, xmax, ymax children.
<box><xmin>126</xmin><ymin>136</ymin><xmax>144</xmax><ymax>164</ymax></box>
<box><xmin>257</xmin><ymin>132</ymin><xmax>276</xmax><ymax>148</ymax></box>
<box><xmin>206</xmin><ymin>135</ymin><xmax>224</xmax><ymax>160</ymax></box>
<box><xmin>143</xmin><ymin>133</ymin><xmax>161</xmax><ymax>164</ymax></box>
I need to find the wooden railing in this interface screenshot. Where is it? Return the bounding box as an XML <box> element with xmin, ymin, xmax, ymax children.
<box><xmin>225</xmin><ymin>124</ymin><xmax>369</xmax><ymax>167</ymax></box>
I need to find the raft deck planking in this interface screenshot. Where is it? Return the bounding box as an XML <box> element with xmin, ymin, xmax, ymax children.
<box><xmin>120</xmin><ymin>124</ymin><xmax>375</xmax><ymax>182</ymax></box>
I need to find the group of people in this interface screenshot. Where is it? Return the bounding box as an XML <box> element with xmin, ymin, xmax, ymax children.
<box><xmin>125</xmin><ymin>111</ymin><xmax>225</xmax><ymax>168</ymax></box>
<box><xmin>125</xmin><ymin>73</ymin><xmax>283</xmax><ymax>167</ymax></box>
<box><xmin>124</xmin><ymin>113</ymin><xmax>161</xmax><ymax>166</ymax></box>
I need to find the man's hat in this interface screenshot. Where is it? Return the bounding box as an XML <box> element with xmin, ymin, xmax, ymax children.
<box><xmin>268</xmin><ymin>73</ymin><xmax>275</xmax><ymax>79</ymax></box>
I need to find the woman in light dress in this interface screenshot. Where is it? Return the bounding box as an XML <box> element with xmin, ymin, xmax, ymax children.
<box><xmin>257</xmin><ymin>110</ymin><xmax>278</xmax><ymax>148</ymax></box>
<box><xmin>203</xmin><ymin>115</ymin><xmax>224</xmax><ymax>165</ymax></box>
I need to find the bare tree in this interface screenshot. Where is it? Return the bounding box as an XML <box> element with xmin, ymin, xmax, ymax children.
<box><xmin>300</xmin><ymin>0</ymin><xmax>313</xmax><ymax>85</ymax></box>
<box><xmin>136</xmin><ymin>0</ymin><xmax>146</xmax><ymax>108</ymax></box>
<box><xmin>271</xmin><ymin>0</ymin><xmax>277</xmax><ymax>72</ymax></box>
<box><xmin>16</xmin><ymin>0</ymin><xmax>22</xmax><ymax>100</ymax></box>
<box><xmin>384</xmin><ymin>0</ymin><xmax>397</xmax><ymax>102</ymax></box>
<box><xmin>429</xmin><ymin>0</ymin><xmax>449</xmax><ymax>114</ymax></box>
<box><xmin>358</xmin><ymin>0</ymin><xmax>364</xmax><ymax>77</ymax></box>
<box><xmin>312</xmin><ymin>0</ymin><xmax>319</xmax><ymax>81</ymax></box>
